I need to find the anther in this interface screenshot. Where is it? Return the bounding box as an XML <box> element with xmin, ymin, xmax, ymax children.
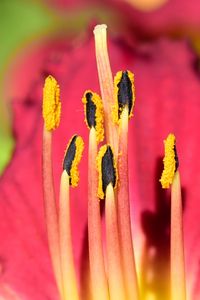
<box><xmin>43</xmin><ymin>75</ymin><xmax>61</xmax><ymax>131</ymax></box>
<box><xmin>63</xmin><ymin>135</ymin><xmax>84</xmax><ymax>187</ymax></box>
<box><xmin>82</xmin><ymin>90</ymin><xmax>104</xmax><ymax>143</ymax></box>
<box><xmin>113</xmin><ymin>70</ymin><xmax>135</xmax><ymax>124</ymax></box>
<box><xmin>160</xmin><ymin>133</ymin><xmax>178</xmax><ymax>189</ymax></box>
<box><xmin>97</xmin><ymin>145</ymin><xmax>117</xmax><ymax>199</ymax></box>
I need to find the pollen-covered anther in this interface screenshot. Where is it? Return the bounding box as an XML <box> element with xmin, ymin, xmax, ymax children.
<box><xmin>96</xmin><ymin>145</ymin><xmax>117</xmax><ymax>199</ymax></box>
<box><xmin>63</xmin><ymin>135</ymin><xmax>84</xmax><ymax>187</ymax></box>
<box><xmin>112</xmin><ymin>70</ymin><xmax>135</xmax><ymax>124</ymax></box>
<box><xmin>160</xmin><ymin>133</ymin><xmax>179</xmax><ymax>189</ymax></box>
<box><xmin>82</xmin><ymin>90</ymin><xmax>104</xmax><ymax>143</ymax></box>
<box><xmin>43</xmin><ymin>75</ymin><xmax>61</xmax><ymax>131</ymax></box>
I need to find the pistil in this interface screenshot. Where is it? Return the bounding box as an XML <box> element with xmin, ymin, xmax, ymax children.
<box><xmin>93</xmin><ymin>24</ymin><xmax>118</xmax><ymax>154</ymax></box>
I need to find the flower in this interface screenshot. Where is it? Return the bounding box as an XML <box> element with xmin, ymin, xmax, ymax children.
<box><xmin>1</xmin><ymin>22</ymin><xmax>200</xmax><ymax>300</ymax></box>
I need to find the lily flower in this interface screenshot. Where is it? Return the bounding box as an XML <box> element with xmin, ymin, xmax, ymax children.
<box><xmin>1</xmin><ymin>22</ymin><xmax>200</xmax><ymax>300</ymax></box>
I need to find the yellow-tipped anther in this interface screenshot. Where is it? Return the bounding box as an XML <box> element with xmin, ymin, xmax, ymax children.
<box><xmin>82</xmin><ymin>90</ymin><xmax>104</xmax><ymax>143</ymax></box>
<box><xmin>97</xmin><ymin>145</ymin><xmax>107</xmax><ymax>199</ymax></box>
<box><xmin>71</xmin><ymin>136</ymin><xmax>84</xmax><ymax>187</ymax></box>
<box><xmin>43</xmin><ymin>75</ymin><xmax>61</xmax><ymax>131</ymax></box>
<box><xmin>160</xmin><ymin>133</ymin><xmax>177</xmax><ymax>189</ymax></box>
<box><xmin>96</xmin><ymin>145</ymin><xmax>117</xmax><ymax>199</ymax></box>
<box><xmin>113</xmin><ymin>70</ymin><xmax>135</xmax><ymax>124</ymax></box>
<box><xmin>63</xmin><ymin>135</ymin><xmax>84</xmax><ymax>187</ymax></box>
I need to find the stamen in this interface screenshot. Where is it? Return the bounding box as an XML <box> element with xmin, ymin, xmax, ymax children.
<box><xmin>82</xmin><ymin>90</ymin><xmax>109</xmax><ymax>299</ymax></box>
<box><xmin>82</xmin><ymin>90</ymin><xmax>104</xmax><ymax>143</ymax></box>
<box><xmin>113</xmin><ymin>70</ymin><xmax>135</xmax><ymax>124</ymax></box>
<box><xmin>63</xmin><ymin>135</ymin><xmax>84</xmax><ymax>187</ymax></box>
<box><xmin>117</xmin><ymin>106</ymin><xmax>140</xmax><ymax>300</ymax></box>
<box><xmin>42</xmin><ymin>76</ymin><xmax>63</xmax><ymax>298</ymax></box>
<box><xmin>93</xmin><ymin>24</ymin><xmax>118</xmax><ymax>153</ymax></box>
<box><xmin>59</xmin><ymin>169</ymin><xmax>80</xmax><ymax>300</ymax></box>
<box><xmin>43</xmin><ymin>75</ymin><xmax>61</xmax><ymax>131</ymax></box>
<box><xmin>87</xmin><ymin>127</ymin><xmax>109</xmax><ymax>300</ymax></box>
<box><xmin>59</xmin><ymin>136</ymin><xmax>84</xmax><ymax>300</ymax></box>
<box><xmin>171</xmin><ymin>171</ymin><xmax>186</xmax><ymax>300</ymax></box>
<box><xmin>97</xmin><ymin>145</ymin><xmax>126</xmax><ymax>300</ymax></box>
<box><xmin>160</xmin><ymin>133</ymin><xmax>177</xmax><ymax>188</ymax></box>
<box><xmin>40</xmin><ymin>23</ymin><xmax>191</xmax><ymax>300</ymax></box>
<box><xmin>96</xmin><ymin>145</ymin><xmax>117</xmax><ymax>199</ymax></box>
<box><xmin>160</xmin><ymin>134</ymin><xmax>186</xmax><ymax>300</ymax></box>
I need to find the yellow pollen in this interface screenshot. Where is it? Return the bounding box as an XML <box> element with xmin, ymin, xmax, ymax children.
<box><xmin>65</xmin><ymin>136</ymin><xmax>84</xmax><ymax>188</ymax></box>
<box><xmin>160</xmin><ymin>133</ymin><xmax>176</xmax><ymax>189</ymax></box>
<box><xmin>43</xmin><ymin>75</ymin><xmax>61</xmax><ymax>131</ymax></box>
<box><xmin>112</xmin><ymin>70</ymin><xmax>135</xmax><ymax>124</ymax></box>
<box><xmin>96</xmin><ymin>145</ymin><xmax>118</xmax><ymax>199</ymax></box>
<box><xmin>82</xmin><ymin>90</ymin><xmax>104</xmax><ymax>143</ymax></box>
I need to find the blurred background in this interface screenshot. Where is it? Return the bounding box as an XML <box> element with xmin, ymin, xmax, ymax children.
<box><xmin>1</xmin><ymin>0</ymin><xmax>200</xmax><ymax>174</ymax></box>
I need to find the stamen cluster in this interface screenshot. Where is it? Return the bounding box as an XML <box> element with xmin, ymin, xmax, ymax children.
<box><xmin>42</xmin><ymin>24</ymin><xmax>186</xmax><ymax>300</ymax></box>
